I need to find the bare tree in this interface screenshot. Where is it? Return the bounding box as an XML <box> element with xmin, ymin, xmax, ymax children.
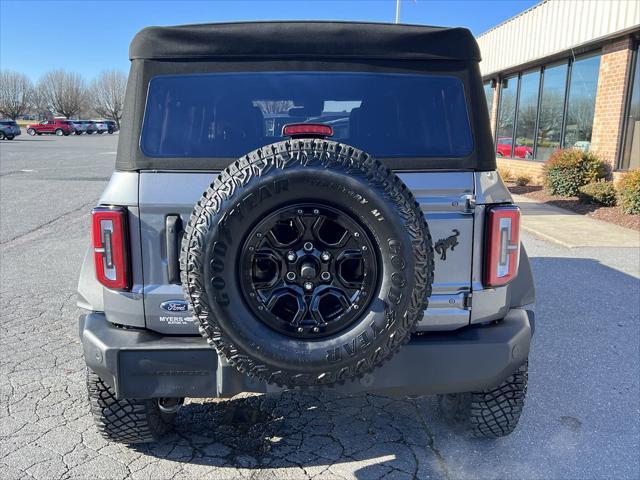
<box><xmin>29</xmin><ymin>87</ymin><xmax>51</xmax><ymax>120</ymax></box>
<box><xmin>254</xmin><ymin>100</ymin><xmax>295</xmax><ymax>115</ymax></box>
<box><xmin>0</xmin><ymin>70</ymin><xmax>33</xmax><ymax>120</ymax></box>
<box><xmin>37</xmin><ymin>69</ymin><xmax>87</xmax><ymax>119</ymax></box>
<box><xmin>496</xmin><ymin>93</ymin><xmax>515</xmax><ymax>137</ymax></box>
<box><xmin>537</xmin><ymin>91</ymin><xmax>564</xmax><ymax>145</ymax></box>
<box><xmin>90</xmin><ymin>70</ymin><xmax>127</xmax><ymax>128</ymax></box>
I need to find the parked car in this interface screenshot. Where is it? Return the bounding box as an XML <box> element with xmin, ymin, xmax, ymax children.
<box><xmin>70</xmin><ymin>120</ymin><xmax>87</xmax><ymax>135</ymax></box>
<box><xmin>26</xmin><ymin>119</ymin><xmax>75</xmax><ymax>136</ymax></box>
<box><xmin>104</xmin><ymin>120</ymin><xmax>119</xmax><ymax>134</ymax></box>
<box><xmin>84</xmin><ymin>121</ymin><xmax>97</xmax><ymax>134</ymax></box>
<box><xmin>92</xmin><ymin>120</ymin><xmax>109</xmax><ymax>134</ymax></box>
<box><xmin>70</xmin><ymin>120</ymin><xmax>98</xmax><ymax>135</ymax></box>
<box><xmin>496</xmin><ymin>136</ymin><xmax>533</xmax><ymax>158</ymax></box>
<box><xmin>0</xmin><ymin>120</ymin><xmax>21</xmax><ymax>140</ymax></box>
<box><xmin>78</xmin><ymin>22</ymin><xmax>535</xmax><ymax>444</ymax></box>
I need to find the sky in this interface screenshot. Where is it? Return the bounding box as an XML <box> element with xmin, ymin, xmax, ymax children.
<box><xmin>1</xmin><ymin>0</ymin><xmax>538</xmax><ymax>81</ymax></box>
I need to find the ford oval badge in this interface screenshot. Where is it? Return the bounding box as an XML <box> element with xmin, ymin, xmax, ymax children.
<box><xmin>160</xmin><ymin>300</ymin><xmax>189</xmax><ymax>312</ymax></box>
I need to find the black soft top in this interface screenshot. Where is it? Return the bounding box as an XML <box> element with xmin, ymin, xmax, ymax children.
<box><xmin>117</xmin><ymin>21</ymin><xmax>495</xmax><ymax>172</ymax></box>
<box><xmin>129</xmin><ymin>21</ymin><xmax>480</xmax><ymax>62</ymax></box>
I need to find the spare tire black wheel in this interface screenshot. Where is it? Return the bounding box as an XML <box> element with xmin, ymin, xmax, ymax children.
<box><xmin>180</xmin><ymin>139</ymin><xmax>434</xmax><ymax>388</ymax></box>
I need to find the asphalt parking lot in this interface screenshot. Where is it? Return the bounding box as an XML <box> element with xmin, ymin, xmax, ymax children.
<box><xmin>1</xmin><ymin>134</ymin><xmax>639</xmax><ymax>479</ymax></box>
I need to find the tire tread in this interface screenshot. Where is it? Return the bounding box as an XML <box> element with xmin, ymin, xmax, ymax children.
<box><xmin>86</xmin><ymin>369</ymin><xmax>172</xmax><ymax>444</ymax></box>
<box><xmin>180</xmin><ymin>140</ymin><xmax>435</xmax><ymax>388</ymax></box>
<box><xmin>438</xmin><ymin>362</ymin><xmax>528</xmax><ymax>438</ymax></box>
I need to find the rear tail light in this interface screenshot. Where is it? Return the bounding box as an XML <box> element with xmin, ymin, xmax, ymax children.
<box><xmin>484</xmin><ymin>205</ymin><xmax>520</xmax><ymax>287</ymax></box>
<box><xmin>282</xmin><ymin>123</ymin><xmax>333</xmax><ymax>138</ymax></box>
<box><xmin>92</xmin><ymin>207</ymin><xmax>130</xmax><ymax>290</ymax></box>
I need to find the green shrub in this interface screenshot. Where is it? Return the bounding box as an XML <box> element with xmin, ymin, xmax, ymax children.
<box><xmin>543</xmin><ymin>149</ymin><xmax>608</xmax><ymax>197</ymax></box>
<box><xmin>515</xmin><ymin>137</ymin><xmax>534</xmax><ymax>147</ymax></box>
<box><xmin>616</xmin><ymin>169</ymin><xmax>640</xmax><ymax>215</ymax></box>
<box><xmin>514</xmin><ymin>174</ymin><xmax>532</xmax><ymax>186</ymax></box>
<box><xmin>578</xmin><ymin>181</ymin><xmax>616</xmax><ymax>206</ymax></box>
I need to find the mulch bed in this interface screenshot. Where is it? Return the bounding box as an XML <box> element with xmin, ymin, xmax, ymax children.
<box><xmin>507</xmin><ymin>184</ymin><xmax>640</xmax><ymax>232</ymax></box>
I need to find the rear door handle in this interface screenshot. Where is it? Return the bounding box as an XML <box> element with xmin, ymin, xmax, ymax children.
<box><xmin>166</xmin><ymin>215</ymin><xmax>182</xmax><ymax>284</ymax></box>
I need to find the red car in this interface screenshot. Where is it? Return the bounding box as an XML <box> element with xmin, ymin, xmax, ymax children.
<box><xmin>496</xmin><ymin>137</ymin><xmax>533</xmax><ymax>159</ymax></box>
<box><xmin>26</xmin><ymin>119</ymin><xmax>75</xmax><ymax>136</ymax></box>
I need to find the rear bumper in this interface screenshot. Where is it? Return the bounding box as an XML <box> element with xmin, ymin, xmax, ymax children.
<box><xmin>80</xmin><ymin>309</ymin><xmax>533</xmax><ymax>399</ymax></box>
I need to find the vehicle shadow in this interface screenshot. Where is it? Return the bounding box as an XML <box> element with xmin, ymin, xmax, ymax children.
<box><xmin>407</xmin><ymin>255</ymin><xmax>640</xmax><ymax>479</ymax></box>
<box><xmin>130</xmin><ymin>255</ymin><xmax>639</xmax><ymax>478</ymax></box>
<box><xmin>134</xmin><ymin>390</ymin><xmax>440</xmax><ymax>478</ymax></box>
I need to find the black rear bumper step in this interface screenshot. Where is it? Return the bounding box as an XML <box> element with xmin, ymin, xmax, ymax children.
<box><xmin>80</xmin><ymin>309</ymin><xmax>533</xmax><ymax>399</ymax></box>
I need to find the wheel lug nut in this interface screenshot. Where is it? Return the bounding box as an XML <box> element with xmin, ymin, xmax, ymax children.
<box><xmin>353</xmin><ymin>305</ymin><xmax>359</xmax><ymax>310</ymax></box>
<box><xmin>313</xmin><ymin>327</ymin><xmax>320</xmax><ymax>333</ymax></box>
<box><xmin>297</xmin><ymin>209</ymin><xmax>303</xmax><ymax>215</ymax></box>
<box><xmin>303</xmin><ymin>242</ymin><xmax>314</xmax><ymax>252</ymax></box>
<box><xmin>304</xmin><ymin>282</ymin><xmax>313</xmax><ymax>291</ymax></box>
<box><xmin>362</xmin><ymin>245</ymin><xmax>368</xmax><ymax>251</ymax></box>
<box><xmin>354</xmin><ymin>232</ymin><xmax>360</xmax><ymax>238</ymax></box>
<box><xmin>286</xmin><ymin>251</ymin><xmax>296</xmax><ymax>262</ymax></box>
<box><xmin>321</xmin><ymin>272</ymin><xmax>331</xmax><ymax>281</ymax></box>
<box><xmin>321</xmin><ymin>252</ymin><xmax>330</xmax><ymax>261</ymax></box>
<box><xmin>313</xmin><ymin>209</ymin><xmax>320</xmax><ymax>215</ymax></box>
<box><xmin>286</xmin><ymin>272</ymin><xmax>296</xmax><ymax>281</ymax></box>
<box><xmin>297</xmin><ymin>327</ymin><xmax>304</xmax><ymax>333</ymax></box>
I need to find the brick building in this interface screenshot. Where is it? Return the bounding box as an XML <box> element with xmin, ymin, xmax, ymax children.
<box><xmin>477</xmin><ymin>0</ymin><xmax>640</xmax><ymax>181</ymax></box>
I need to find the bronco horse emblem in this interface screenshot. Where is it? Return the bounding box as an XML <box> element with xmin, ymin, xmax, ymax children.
<box><xmin>434</xmin><ymin>229</ymin><xmax>460</xmax><ymax>261</ymax></box>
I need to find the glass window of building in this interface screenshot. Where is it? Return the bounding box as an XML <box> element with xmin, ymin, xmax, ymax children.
<box><xmin>496</xmin><ymin>75</ymin><xmax>518</xmax><ymax>157</ymax></box>
<box><xmin>484</xmin><ymin>81</ymin><xmax>494</xmax><ymax>115</ymax></box>
<box><xmin>620</xmin><ymin>51</ymin><xmax>640</xmax><ymax>170</ymax></box>
<box><xmin>536</xmin><ymin>63</ymin><xmax>568</xmax><ymax>161</ymax></box>
<box><xmin>563</xmin><ymin>54</ymin><xmax>601</xmax><ymax>151</ymax></box>
<box><xmin>514</xmin><ymin>70</ymin><xmax>540</xmax><ymax>159</ymax></box>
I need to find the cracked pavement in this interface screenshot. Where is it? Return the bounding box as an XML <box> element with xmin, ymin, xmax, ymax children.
<box><xmin>1</xmin><ymin>135</ymin><xmax>639</xmax><ymax>479</ymax></box>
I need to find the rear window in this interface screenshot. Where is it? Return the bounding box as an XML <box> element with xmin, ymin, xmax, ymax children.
<box><xmin>140</xmin><ymin>72</ymin><xmax>473</xmax><ymax>159</ymax></box>
<box><xmin>0</xmin><ymin>121</ymin><xmax>17</xmax><ymax>126</ymax></box>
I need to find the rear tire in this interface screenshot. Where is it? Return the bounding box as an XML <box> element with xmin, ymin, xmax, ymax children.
<box><xmin>438</xmin><ymin>361</ymin><xmax>528</xmax><ymax>438</ymax></box>
<box><xmin>27</xmin><ymin>128</ymin><xmax>35</xmax><ymax>136</ymax></box>
<box><xmin>181</xmin><ymin>139</ymin><xmax>434</xmax><ymax>388</ymax></box>
<box><xmin>55</xmin><ymin>128</ymin><xmax>63</xmax><ymax>136</ymax></box>
<box><xmin>0</xmin><ymin>132</ymin><xmax>5</xmax><ymax>140</ymax></box>
<box><xmin>7</xmin><ymin>135</ymin><xmax>14</xmax><ymax>140</ymax></box>
<box><xmin>86</xmin><ymin>369</ymin><xmax>178</xmax><ymax>444</ymax></box>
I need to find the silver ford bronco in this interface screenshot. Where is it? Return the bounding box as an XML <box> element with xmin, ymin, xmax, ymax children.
<box><xmin>78</xmin><ymin>21</ymin><xmax>535</xmax><ymax>443</ymax></box>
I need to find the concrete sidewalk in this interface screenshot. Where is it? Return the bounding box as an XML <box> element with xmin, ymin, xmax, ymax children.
<box><xmin>512</xmin><ymin>194</ymin><xmax>640</xmax><ymax>248</ymax></box>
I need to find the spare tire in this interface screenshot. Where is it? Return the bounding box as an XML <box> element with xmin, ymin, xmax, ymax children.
<box><xmin>180</xmin><ymin>139</ymin><xmax>434</xmax><ymax>388</ymax></box>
